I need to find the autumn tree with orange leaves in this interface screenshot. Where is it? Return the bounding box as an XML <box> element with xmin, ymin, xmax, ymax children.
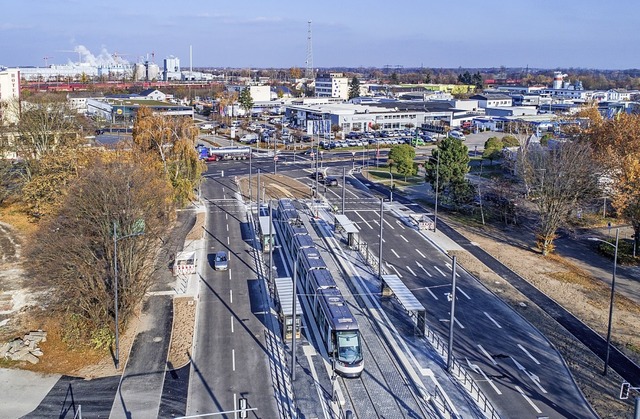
<box><xmin>132</xmin><ymin>107</ymin><xmax>205</xmax><ymax>206</ymax></box>
<box><xmin>586</xmin><ymin>112</ymin><xmax>640</xmax><ymax>251</ymax></box>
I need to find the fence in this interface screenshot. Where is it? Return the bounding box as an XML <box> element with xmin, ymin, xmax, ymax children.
<box><xmin>425</xmin><ymin>327</ymin><xmax>501</xmax><ymax>419</ymax></box>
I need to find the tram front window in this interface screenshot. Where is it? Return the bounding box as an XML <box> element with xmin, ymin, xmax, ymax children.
<box><xmin>336</xmin><ymin>331</ymin><xmax>362</xmax><ymax>363</ymax></box>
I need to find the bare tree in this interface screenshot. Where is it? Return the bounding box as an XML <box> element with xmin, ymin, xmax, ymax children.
<box><xmin>518</xmin><ymin>140</ymin><xmax>599</xmax><ymax>255</ymax></box>
<box><xmin>27</xmin><ymin>154</ymin><xmax>174</xmax><ymax>346</ymax></box>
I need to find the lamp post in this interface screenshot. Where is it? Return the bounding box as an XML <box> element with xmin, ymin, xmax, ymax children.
<box><xmin>588</xmin><ymin>228</ymin><xmax>619</xmax><ymax>376</ymax></box>
<box><xmin>351</xmin><ymin>151</ymin><xmax>356</xmax><ymax>171</ymax></box>
<box><xmin>113</xmin><ymin>220</ymin><xmax>144</xmax><ymax>369</ymax></box>
<box><xmin>433</xmin><ymin>153</ymin><xmax>440</xmax><ymax>232</ymax></box>
<box><xmin>378</xmin><ymin>198</ymin><xmax>384</xmax><ymax>281</ymax></box>
<box><xmin>388</xmin><ymin>170</ymin><xmax>394</xmax><ymax>203</ymax></box>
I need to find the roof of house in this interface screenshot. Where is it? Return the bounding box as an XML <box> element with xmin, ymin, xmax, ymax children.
<box><xmin>139</xmin><ymin>88</ymin><xmax>162</xmax><ymax>96</ymax></box>
<box><xmin>470</xmin><ymin>93</ymin><xmax>512</xmax><ymax>100</ymax></box>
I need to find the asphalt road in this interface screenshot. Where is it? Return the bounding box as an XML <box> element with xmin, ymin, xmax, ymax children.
<box><xmin>186</xmin><ymin>169</ymin><xmax>278</xmax><ymax>418</ymax></box>
<box><xmin>325</xmin><ymin>178</ymin><xmax>596</xmax><ymax>419</ymax></box>
<box><xmin>217</xmin><ymin>154</ymin><xmax>598</xmax><ymax>418</ymax></box>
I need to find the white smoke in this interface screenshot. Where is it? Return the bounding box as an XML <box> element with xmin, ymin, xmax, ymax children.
<box><xmin>72</xmin><ymin>45</ymin><xmax>130</xmax><ymax>66</ymax></box>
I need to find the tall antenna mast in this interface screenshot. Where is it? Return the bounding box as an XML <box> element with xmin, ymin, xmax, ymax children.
<box><xmin>305</xmin><ymin>20</ymin><xmax>314</xmax><ymax>79</ymax></box>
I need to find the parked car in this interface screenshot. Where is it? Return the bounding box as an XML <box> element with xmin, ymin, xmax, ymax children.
<box><xmin>214</xmin><ymin>251</ymin><xmax>228</xmax><ymax>271</ymax></box>
<box><xmin>449</xmin><ymin>130</ymin><xmax>466</xmax><ymax>141</ymax></box>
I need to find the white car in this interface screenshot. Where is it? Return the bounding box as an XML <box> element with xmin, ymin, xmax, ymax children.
<box><xmin>449</xmin><ymin>130</ymin><xmax>466</xmax><ymax>141</ymax></box>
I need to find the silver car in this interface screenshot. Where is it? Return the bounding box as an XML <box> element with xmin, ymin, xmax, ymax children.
<box><xmin>214</xmin><ymin>251</ymin><xmax>228</xmax><ymax>271</ymax></box>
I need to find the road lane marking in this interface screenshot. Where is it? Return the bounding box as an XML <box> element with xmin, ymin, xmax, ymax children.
<box><xmin>230</xmin><ymin>290</ymin><xmax>233</xmax><ymax>304</ymax></box>
<box><xmin>434</xmin><ymin>266</ymin><xmax>447</xmax><ymax>277</ymax></box>
<box><xmin>454</xmin><ymin>318</ymin><xmax>465</xmax><ymax>329</ymax></box>
<box><xmin>445</xmin><ymin>263</ymin><xmax>460</xmax><ymax>277</ymax></box>
<box><xmin>416</xmin><ymin>249</ymin><xmax>426</xmax><ymax>259</ymax></box>
<box><xmin>232</xmin><ymin>349</ymin><xmax>236</xmax><ymax>371</ymax></box>
<box><xmin>396</xmin><ymin>220</ymin><xmax>406</xmax><ymax>229</ymax></box>
<box><xmin>230</xmin><ymin>316</ymin><xmax>234</xmax><ymax>333</ymax></box>
<box><xmin>383</xmin><ymin>218</ymin><xmax>395</xmax><ymax>230</ymax></box>
<box><xmin>226</xmin><ymin>224</ymin><xmax>229</xmax><ymax>232</ymax></box>
<box><xmin>382</xmin><ymin>238</ymin><xmax>386</xmax><ymax>243</ymax></box>
<box><xmin>518</xmin><ymin>344</ymin><xmax>541</xmax><ymax>364</ymax></box>
<box><xmin>456</xmin><ymin>286</ymin><xmax>470</xmax><ymax>299</ymax></box>
<box><xmin>406</xmin><ymin>266</ymin><xmax>416</xmax><ymax>276</ymax></box>
<box><xmin>467</xmin><ymin>358</ymin><xmax>502</xmax><ymax>394</ymax></box>
<box><xmin>391</xmin><ymin>249</ymin><xmax>400</xmax><ymax>258</ymax></box>
<box><xmin>512</xmin><ymin>357</ymin><xmax>547</xmax><ymax>394</ymax></box>
<box><xmin>478</xmin><ymin>345</ymin><xmax>497</xmax><ymax>366</ymax></box>
<box><xmin>389</xmin><ymin>264</ymin><xmax>403</xmax><ymax>278</ymax></box>
<box><xmin>484</xmin><ymin>312</ymin><xmax>502</xmax><ymax>328</ymax></box>
<box><xmin>354</xmin><ymin>211</ymin><xmax>373</xmax><ymax>229</ymax></box>
<box><xmin>515</xmin><ymin>385</ymin><xmax>542</xmax><ymax>413</ymax></box>
<box><xmin>416</xmin><ymin>261</ymin><xmax>433</xmax><ymax>277</ymax></box>
<box><xmin>426</xmin><ymin>287</ymin><xmax>438</xmax><ymax>300</ymax></box>
<box><xmin>400</xmin><ymin>235</ymin><xmax>409</xmax><ymax>242</ymax></box>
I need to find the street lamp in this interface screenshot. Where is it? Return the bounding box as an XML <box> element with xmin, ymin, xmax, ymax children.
<box><xmin>432</xmin><ymin>153</ymin><xmax>440</xmax><ymax>232</ymax></box>
<box><xmin>351</xmin><ymin>151</ymin><xmax>356</xmax><ymax>170</ymax></box>
<box><xmin>113</xmin><ymin>220</ymin><xmax>145</xmax><ymax>369</ymax></box>
<box><xmin>588</xmin><ymin>227</ymin><xmax>619</xmax><ymax>376</ymax></box>
<box><xmin>388</xmin><ymin>170</ymin><xmax>394</xmax><ymax>203</ymax></box>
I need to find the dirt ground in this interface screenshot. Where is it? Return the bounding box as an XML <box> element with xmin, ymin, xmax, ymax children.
<box><xmin>1</xmin><ymin>174</ymin><xmax>638</xmax><ymax>417</ymax></box>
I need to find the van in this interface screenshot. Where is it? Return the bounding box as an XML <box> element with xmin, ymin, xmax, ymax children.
<box><xmin>240</xmin><ymin>133</ymin><xmax>258</xmax><ymax>143</ymax></box>
<box><xmin>449</xmin><ymin>130</ymin><xmax>466</xmax><ymax>141</ymax></box>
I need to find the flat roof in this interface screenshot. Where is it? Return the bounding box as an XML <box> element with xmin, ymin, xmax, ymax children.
<box><xmin>274</xmin><ymin>277</ymin><xmax>303</xmax><ymax>316</ymax></box>
<box><xmin>258</xmin><ymin>216</ymin><xmax>275</xmax><ymax>235</ymax></box>
<box><xmin>335</xmin><ymin>214</ymin><xmax>359</xmax><ymax>234</ymax></box>
<box><xmin>381</xmin><ymin>274</ymin><xmax>424</xmax><ymax>312</ymax></box>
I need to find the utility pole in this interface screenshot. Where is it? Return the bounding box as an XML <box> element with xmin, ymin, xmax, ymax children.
<box><xmin>342</xmin><ymin>167</ymin><xmax>346</xmax><ymax>214</ymax></box>
<box><xmin>378</xmin><ymin>198</ymin><xmax>384</xmax><ymax>281</ymax></box>
<box><xmin>447</xmin><ymin>256</ymin><xmax>458</xmax><ymax>371</ymax></box>
<box><xmin>268</xmin><ymin>202</ymin><xmax>274</xmax><ymax>285</ymax></box>
<box><xmin>292</xmin><ymin>256</ymin><xmax>298</xmax><ymax>381</ymax></box>
<box><xmin>257</xmin><ymin>169</ymin><xmax>261</xmax><ymax>214</ymax></box>
<box><xmin>434</xmin><ymin>153</ymin><xmax>440</xmax><ymax>232</ymax></box>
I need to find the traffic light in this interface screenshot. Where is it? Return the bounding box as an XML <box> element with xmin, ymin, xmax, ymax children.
<box><xmin>620</xmin><ymin>382</ymin><xmax>630</xmax><ymax>400</ymax></box>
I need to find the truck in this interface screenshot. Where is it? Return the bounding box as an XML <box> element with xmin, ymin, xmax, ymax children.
<box><xmin>239</xmin><ymin>133</ymin><xmax>258</xmax><ymax>143</ymax></box>
<box><xmin>201</xmin><ymin>146</ymin><xmax>251</xmax><ymax>161</ymax></box>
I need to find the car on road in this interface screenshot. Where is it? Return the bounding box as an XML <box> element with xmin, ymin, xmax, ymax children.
<box><xmin>324</xmin><ymin>177</ymin><xmax>338</xmax><ymax>186</ymax></box>
<box><xmin>214</xmin><ymin>251</ymin><xmax>228</xmax><ymax>271</ymax></box>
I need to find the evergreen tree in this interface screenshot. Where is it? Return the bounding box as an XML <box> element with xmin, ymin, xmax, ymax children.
<box><xmin>425</xmin><ymin>136</ymin><xmax>470</xmax><ymax>194</ymax></box>
<box><xmin>348</xmin><ymin>76</ymin><xmax>361</xmax><ymax>100</ymax></box>
<box><xmin>388</xmin><ymin>144</ymin><xmax>416</xmax><ymax>180</ymax></box>
<box><xmin>238</xmin><ymin>87</ymin><xmax>254</xmax><ymax>115</ymax></box>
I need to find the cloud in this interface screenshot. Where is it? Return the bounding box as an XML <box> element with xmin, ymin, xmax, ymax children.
<box><xmin>0</xmin><ymin>23</ymin><xmax>33</xmax><ymax>30</ymax></box>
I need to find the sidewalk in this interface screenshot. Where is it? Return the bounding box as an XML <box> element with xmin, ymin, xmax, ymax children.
<box><xmin>109</xmin><ymin>203</ymin><xmax>204</xmax><ymax>418</ymax></box>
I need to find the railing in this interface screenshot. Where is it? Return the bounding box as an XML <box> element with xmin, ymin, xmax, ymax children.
<box><xmin>425</xmin><ymin>327</ymin><xmax>501</xmax><ymax>419</ymax></box>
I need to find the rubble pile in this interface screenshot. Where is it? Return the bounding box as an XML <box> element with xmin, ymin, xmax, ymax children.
<box><xmin>0</xmin><ymin>330</ymin><xmax>47</xmax><ymax>364</ymax></box>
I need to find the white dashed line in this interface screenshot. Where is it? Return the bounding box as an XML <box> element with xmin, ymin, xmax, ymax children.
<box><xmin>515</xmin><ymin>386</ymin><xmax>542</xmax><ymax>413</ymax></box>
<box><xmin>484</xmin><ymin>312</ymin><xmax>502</xmax><ymax>328</ymax></box>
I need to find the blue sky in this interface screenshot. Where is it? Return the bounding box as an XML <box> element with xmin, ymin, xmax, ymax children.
<box><xmin>1</xmin><ymin>0</ymin><xmax>638</xmax><ymax>69</ymax></box>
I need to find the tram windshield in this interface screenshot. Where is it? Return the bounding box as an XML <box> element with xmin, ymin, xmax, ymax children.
<box><xmin>336</xmin><ymin>331</ymin><xmax>362</xmax><ymax>363</ymax></box>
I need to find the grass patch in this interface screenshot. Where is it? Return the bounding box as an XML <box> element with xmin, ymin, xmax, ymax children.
<box><xmin>366</xmin><ymin>169</ymin><xmax>424</xmax><ymax>186</ymax></box>
<box><xmin>0</xmin><ymin>203</ymin><xmax>37</xmax><ymax>235</ymax></box>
